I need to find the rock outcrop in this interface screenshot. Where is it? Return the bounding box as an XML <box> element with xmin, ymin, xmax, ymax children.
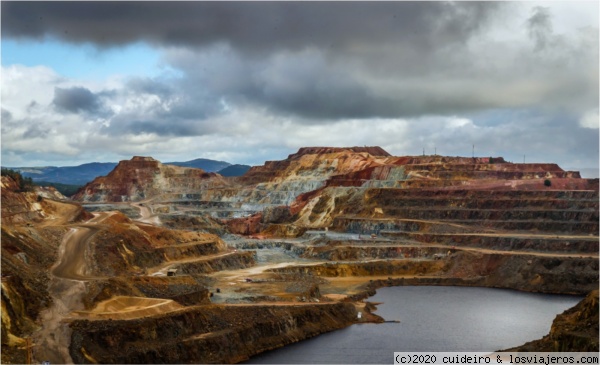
<box><xmin>1</xmin><ymin>176</ymin><xmax>81</xmax><ymax>226</ymax></box>
<box><xmin>505</xmin><ymin>290</ymin><xmax>599</xmax><ymax>351</ymax></box>
<box><xmin>73</xmin><ymin>156</ymin><xmax>227</xmax><ymax>202</ymax></box>
<box><xmin>1</xmin><ymin>176</ymin><xmax>91</xmax><ymax>364</ymax></box>
<box><xmin>69</xmin><ymin>302</ymin><xmax>357</xmax><ymax>364</ymax></box>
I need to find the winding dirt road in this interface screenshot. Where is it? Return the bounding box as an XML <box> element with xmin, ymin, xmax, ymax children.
<box><xmin>32</xmin><ymin>212</ymin><xmax>111</xmax><ymax>364</ymax></box>
<box><xmin>52</xmin><ymin>228</ymin><xmax>99</xmax><ymax>280</ymax></box>
<box><xmin>131</xmin><ymin>201</ymin><xmax>161</xmax><ymax>225</ymax></box>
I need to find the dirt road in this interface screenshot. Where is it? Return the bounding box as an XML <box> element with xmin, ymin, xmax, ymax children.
<box><xmin>32</xmin><ymin>212</ymin><xmax>111</xmax><ymax>364</ymax></box>
<box><xmin>131</xmin><ymin>201</ymin><xmax>161</xmax><ymax>225</ymax></box>
<box><xmin>52</xmin><ymin>227</ymin><xmax>99</xmax><ymax>280</ymax></box>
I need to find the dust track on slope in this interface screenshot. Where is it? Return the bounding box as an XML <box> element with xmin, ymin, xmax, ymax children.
<box><xmin>71</xmin><ymin>296</ymin><xmax>184</xmax><ymax>320</ymax></box>
<box><xmin>32</xmin><ymin>213</ymin><xmax>111</xmax><ymax>364</ymax></box>
<box><xmin>132</xmin><ymin>201</ymin><xmax>161</xmax><ymax>225</ymax></box>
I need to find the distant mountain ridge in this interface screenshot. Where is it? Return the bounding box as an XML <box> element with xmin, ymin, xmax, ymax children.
<box><xmin>8</xmin><ymin>163</ymin><xmax>118</xmax><ymax>185</ymax></box>
<box><xmin>166</xmin><ymin>158</ymin><xmax>230</xmax><ymax>172</ymax></box>
<box><xmin>4</xmin><ymin>158</ymin><xmax>251</xmax><ymax>186</ymax></box>
<box><xmin>218</xmin><ymin>164</ymin><xmax>252</xmax><ymax>177</ymax></box>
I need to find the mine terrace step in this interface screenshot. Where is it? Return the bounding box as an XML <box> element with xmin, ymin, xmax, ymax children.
<box><xmin>380</xmin><ymin>231</ymin><xmax>599</xmax><ymax>254</ymax></box>
<box><xmin>358</xmin><ymin>198</ymin><xmax>599</xmax><ymax>209</ymax></box>
<box><xmin>364</xmin><ymin>188</ymin><xmax>598</xmax><ymax>199</ymax></box>
<box><xmin>333</xmin><ymin>216</ymin><xmax>599</xmax><ymax>235</ymax></box>
<box><xmin>370</xmin><ymin>207</ymin><xmax>598</xmax><ymax>221</ymax></box>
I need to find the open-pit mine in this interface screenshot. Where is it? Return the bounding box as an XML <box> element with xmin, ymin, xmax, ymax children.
<box><xmin>2</xmin><ymin>147</ymin><xmax>598</xmax><ymax>363</ymax></box>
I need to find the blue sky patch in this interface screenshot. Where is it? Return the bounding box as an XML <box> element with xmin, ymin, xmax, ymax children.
<box><xmin>2</xmin><ymin>38</ymin><xmax>163</xmax><ymax>80</ymax></box>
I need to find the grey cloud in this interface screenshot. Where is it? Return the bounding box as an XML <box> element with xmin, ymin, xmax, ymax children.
<box><xmin>161</xmin><ymin>45</ymin><xmax>503</xmax><ymax>120</ymax></box>
<box><xmin>101</xmin><ymin>117</ymin><xmax>217</xmax><ymax>137</ymax></box>
<box><xmin>1</xmin><ymin>108</ymin><xmax>12</xmax><ymax>123</ymax></box>
<box><xmin>3</xmin><ymin>1</ymin><xmax>531</xmax><ymax>121</ymax></box>
<box><xmin>128</xmin><ymin>80</ymin><xmax>222</xmax><ymax>126</ymax></box>
<box><xmin>22</xmin><ymin>124</ymin><xmax>50</xmax><ymax>139</ymax></box>
<box><xmin>53</xmin><ymin>86</ymin><xmax>102</xmax><ymax>113</ymax></box>
<box><xmin>527</xmin><ymin>6</ymin><xmax>553</xmax><ymax>51</ymax></box>
<box><xmin>127</xmin><ymin>77</ymin><xmax>173</xmax><ymax>98</ymax></box>
<box><xmin>2</xmin><ymin>2</ymin><xmax>501</xmax><ymax>52</ymax></box>
<box><xmin>0</xmin><ymin>109</ymin><xmax>15</xmax><ymax>137</ymax></box>
<box><xmin>3</xmin><ymin>0</ymin><xmax>597</xmax><ymax>174</ymax></box>
<box><xmin>400</xmin><ymin>109</ymin><xmax>597</xmax><ymax>166</ymax></box>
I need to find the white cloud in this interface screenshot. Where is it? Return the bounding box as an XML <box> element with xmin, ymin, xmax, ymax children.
<box><xmin>1</xmin><ymin>65</ymin><xmax>63</xmax><ymax>119</ymax></box>
<box><xmin>579</xmin><ymin>109</ymin><xmax>599</xmax><ymax>129</ymax></box>
<box><xmin>1</xmin><ymin>1</ymin><xmax>598</xmax><ymax>171</ymax></box>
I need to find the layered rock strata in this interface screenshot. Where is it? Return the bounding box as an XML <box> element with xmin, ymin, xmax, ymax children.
<box><xmin>5</xmin><ymin>147</ymin><xmax>599</xmax><ymax>363</ymax></box>
<box><xmin>73</xmin><ymin>156</ymin><xmax>227</xmax><ymax>202</ymax></box>
<box><xmin>505</xmin><ymin>290</ymin><xmax>599</xmax><ymax>351</ymax></box>
<box><xmin>69</xmin><ymin>302</ymin><xmax>357</xmax><ymax>364</ymax></box>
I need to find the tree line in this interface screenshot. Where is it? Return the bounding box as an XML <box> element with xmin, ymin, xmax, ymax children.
<box><xmin>1</xmin><ymin>168</ymin><xmax>35</xmax><ymax>192</ymax></box>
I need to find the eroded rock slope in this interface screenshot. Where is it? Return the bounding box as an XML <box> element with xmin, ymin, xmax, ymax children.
<box><xmin>4</xmin><ymin>147</ymin><xmax>599</xmax><ymax>363</ymax></box>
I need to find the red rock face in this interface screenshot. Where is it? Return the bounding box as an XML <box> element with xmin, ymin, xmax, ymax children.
<box><xmin>1</xmin><ymin>176</ymin><xmax>42</xmax><ymax>225</ymax></box>
<box><xmin>324</xmin><ymin>155</ymin><xmax>582</xmax><ymax>190</ymax></box>
<box><xmin>225</xmin><ymin>213</ymin><xmax>263</xmax><ymax>235</ymax></box>
<box><xmin>73</xmin><ymin>156</ymin><xmax>227</xmax><ymax>202</ymax></box>
<box><xmin>72</xmin><ymin>148</ymin><xmax>597</xmax><ymax>237</ymax></box>
<box><xmin>239</xmin><ymin>146</ymin><xmax>391</xmax><ymax>186</ymax></box>
<box><xmin>1</xmin><ymin>176</ymin><xmax>90</xmax><ymax>226</ymax></box>
<box><xmin>290</xmin><ymin>146</ymin><xmax>391</xmax><ymax>158</ymax></box>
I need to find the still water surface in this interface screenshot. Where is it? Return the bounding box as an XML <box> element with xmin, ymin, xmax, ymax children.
<box><xmin>247</xmin><ymin>286</ymin><xmax>582</xmax><ymax>364</ymax></box>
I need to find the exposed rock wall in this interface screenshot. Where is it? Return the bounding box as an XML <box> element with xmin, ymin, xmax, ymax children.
<box><xmin>389</xmin><ymin>232</ymin><xmax>599</xmax><ymax>254</ymax></box>
<box><xmin>86</xmin><ymin>215</ymin><xmax>233</xmax><ymax>277</ymax></box>
<box><xmin>268</xmin><ymin>251</ymin><xmax>597</xmax><ymax>295</ymax></box>
<box><xmin>505</xmin><ymin>290</ymin><xmax>599</xmax><ymax>351</ymax></box>
<box><xmin>447</xmin><ymin>251</ymin><xmax>598</xmax><ymax>295</ymax></box>
<box><xmin>1</xmin><ymin>176</ymin><xmax>76</xmax><ymax>225</ymax></box>
<box><xmin>175</xmin><ymin>251</ymin><xmax>256</xmax><ymax>275</ymax></box>
<box><xmin>291</xmin><ymin>146</ymin><xmax>391</xmax><ymax>158</ymax></box>
<box><xmin>82</xmin><ymin>276</ymin><xmax>211</xmax><ymax>308</ymax></box>
<box><xmin>227</xmin><ymin>147</ymin><xmax>395</xmax><ymax>206</ymax></box>
<box><xmin>159</xmin><ymin>214</ymin><xmax>227</xmax><ymax>235</ymax></box>
<box><xmin>301</xmin><ymin>245</ymin><xmax>454</xmax><ymax>261</ymax></box>
<box><xmin>325</xmin><ymin>188</ymin><xmax>599</xmax><ymax>234</ymax></box>
<box><xmin>73</xmin><ymin>157</ymin><xmax>226</xmax><ymax>202</ymax></box>
<box><xmin>269</xmin><ymin>259</ymin><xmax>449</xmax><ymax>277</ymax></box>
<box><xmin>1</xmin><ymin>178</ymin><xmax>94</xmax><ymax>363</ymax></box>
<box><xmin>69</xmin><ymin>303</ymin><xmax>357</xmax><ymax>364</ymax></box>
<box><xmin>1</xmin><ymin>226</ymin><xmax>66</xmax><ymax>363</ymax></box>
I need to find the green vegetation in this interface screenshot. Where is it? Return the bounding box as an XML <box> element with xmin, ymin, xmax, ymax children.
<box><xmin>217</xmin><ymin>164</ymin><xmax>252</xmax><ymax>177</ymax></box>
<box><xmin>1</xmin><ymin>168</ymin><xmax>82</xmax><ymax>196</ymax></box>
<box><xmin>1</xmin><ymin>168</ymin><xmax>34</xmax><ymax>192</ymax></box>
<box><xmin>544</xmin><ymin>179</ymin><xmax>552</xmax><ymax>187</ymax></box>
<box><xmin>35</xmin><ymin>181</ymin><xmax>82</xmax><ymax>197</ymax></box>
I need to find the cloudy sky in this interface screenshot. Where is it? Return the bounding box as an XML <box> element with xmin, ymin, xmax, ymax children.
<box><xmin>1</xmin><ymin>1</ymin><xmax>598</xmax><ymax>173</ymax></box>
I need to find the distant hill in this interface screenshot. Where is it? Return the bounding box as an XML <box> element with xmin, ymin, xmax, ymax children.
<box><xmin>8</xmin><ymin>163</ymin><xmax>118</xmax><ymax>186</ymax></box>
<box><xmin>4</xmin><ymin>158</ymin><xmax>247</xmax><ymax>187</ymax></box>
<box><xmin>217</xmin><ymin>164</ymin><xmax>252</xmax><ymax>177</ymax></box>
<box><xmin>166</xmin><ymin>158</ymin><xmax>230</xmax><ymax>172</ymax></box>
<box><xmin>34</xmin><ymin>181</ymin><xmax>83</xmax><ymax>196</ymax></box>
